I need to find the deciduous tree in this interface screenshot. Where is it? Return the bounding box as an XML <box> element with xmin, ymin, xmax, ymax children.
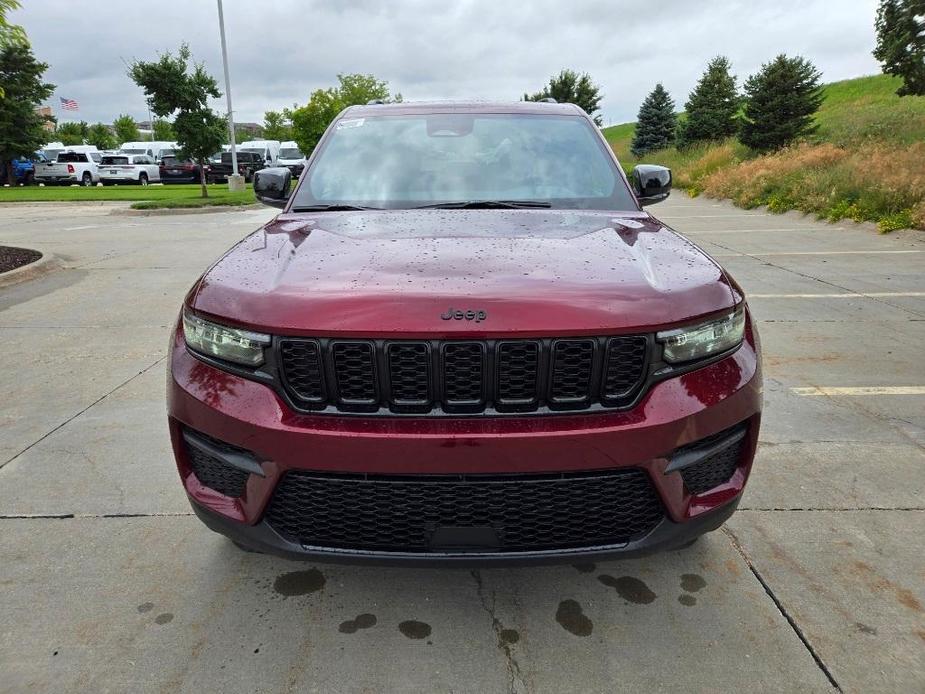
<box><xmin>129</xmin><ymin>44</ymin><xmax>223</xmax><ymax>197</ymax></box>
<box><xmin>524</xmin><ymin>69</ymin><xmax>604</xmax><ymax>125</ymax></box>
<box><xmin>290</xmin><ymin>74</ymin><xmax>400</xmax><ymax>154</ymax></box>
<box><xmin>112</xmin><ymin>113</ymin><xmax>140</xmax><ymax>143</ymax></box>
<box><xmin>152</xmin><ymin>118</ymin><xmax>174</xmax><ymax>140</ymax></box>
<box><xmin>86</xmin><ymin>122</ymin><xmax>115</xmax><ymax>150</ymax></box>
<box><xmin>631</xmin><ymin>84</ymin><xmax>676</xmax><ymax>157</ymax></box>
<box><xmin>54</xmin><ymin>120</ymin><xmax>88</xmax><ymax>145</ymax></box>
<box><xmin>739</xmin><ymin>54</ymin><xmax>823</xmax><ymax>151</ymax></box>
<box><xmin>262</xmin><ymin>110</ymin><xmax>292</xmax><ymax>141</ymax></box>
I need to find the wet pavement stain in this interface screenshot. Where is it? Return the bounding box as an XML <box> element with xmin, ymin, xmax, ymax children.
<box><xmin>598</xmin><ymin>575</ymin><xmax>657</xmax><ymax>604</ymax></box>
<box><xmin>555</xmin><ymin>600</ymin><xmax>593</xmax><ymax>637</ymax></box>
<box><xmin>499</xmin><ymin>628</ymin><xmax>520</xmax><ymax>645</ymax></box>
<box><xmin>398</xmin><ymin>620</ymin><xmax>432</xmax><ymax>640</ymax></box>
<box><xmin>678</xmin><ymin>594</ymin><xmax>697</xmax><ymax>607</ymax></box>
<box><xmin>273</xmin><ymin>569</ymin><xmax>326</xmax><ymax>597</ymax></box>
<box><xmin>339</xmin><ymin>613</ymin><xmax>378</xmax><ymax>634</ymax></box>
<box><xmin>154</xmin><ymin>613</ymin><xmax>174</xmax><ymax>625</ymax></box>
<box><xmin>136</xmin><ymin>602</ymin><xmax>154</xmax><ymax>613</ymax></box>
<box><xmin>680</xmin><ymin>573</ymin><xmax>707</xmax><ymax>593</ymax></box>
<box><xmin>573</xmin><ymin>562</ymin><xmax>596</xmax><ymax>574</ymax></box>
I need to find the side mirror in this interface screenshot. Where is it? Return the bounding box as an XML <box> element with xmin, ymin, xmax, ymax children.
<box><xmin>630</xmin><ymin>165</ymin><xmax>672</xmax><ymax>206</ymax></box>
<box><xmin>253</xmin><ymin>167</ymin><xmax>292</xmax><ymax>209</ymax></box>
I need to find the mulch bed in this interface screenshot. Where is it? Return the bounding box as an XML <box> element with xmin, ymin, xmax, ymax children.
<box><xmin>0</xmin><ymin>245</ymin><xmax>42</xmax><ymax>274</ymax></box>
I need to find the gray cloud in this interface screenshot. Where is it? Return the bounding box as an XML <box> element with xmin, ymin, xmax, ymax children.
<box><xmin>14</xmin><ymin>0</ymin><xmax>881</xmax><ymax>128</ymax></box>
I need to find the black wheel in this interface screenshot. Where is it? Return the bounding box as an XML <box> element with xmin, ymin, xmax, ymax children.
<box><xmin>231</xmin><ymin>540</ymin><xmax>263</xmax><ymax>554</ymax></box>
<box><xmin>138</xmin><ymin>172</ymin><xmax>148</xmax><ymax>186</ymax></box>
<box><xmin>23</xmin><ymin>172</ymin><xmax>34</xmax><ymax>186</ymax></box>
<box><xmin>81</xmin><ymin>172</ymin><xmax>92</xmax><ymax>187</ymax></box>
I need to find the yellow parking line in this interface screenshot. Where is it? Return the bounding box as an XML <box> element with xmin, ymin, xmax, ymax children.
<box><xmin>792</xmin><ymin>386</ymin><xmax>925</xmax><ymax>396</ymax></box>
<box><xmin>749</xmin><ymin>292</ymin><xmax>925</xmax><ymax>299</ymax></box>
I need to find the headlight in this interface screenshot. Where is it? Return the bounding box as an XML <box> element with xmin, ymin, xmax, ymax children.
<box><xmin>182</xmin><ymin>309</ymin><xmax>270</xmax><ymax>366</ymax></box>
<box><xmin>657</xmin><ymin>305</ymin><xmax>745</xmax><ymax>364</ymax></box>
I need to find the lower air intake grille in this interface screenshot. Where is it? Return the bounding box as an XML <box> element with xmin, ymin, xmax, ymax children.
<box><xmin>678</xmin><ymin>426</ymin><xmax>747</xmax><ymax>495</ymax></box>
<box><xmin>184</xmin><ymin>431</ymin><xmax>251</xmax><ymax>498</ymax></box>
<box><xmin>265</xmin><ymin>468</ymin><xmax>665</xmax><ymax>553</ymax></box>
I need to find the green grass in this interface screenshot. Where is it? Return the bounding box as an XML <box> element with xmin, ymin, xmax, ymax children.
<box><xmin>602</xmin><ymin>74</ymin><xmax>925</xmax><ymax>230</ymax></box>
<box><xmin>813</xmin><ymin>74</ymin><xmax>925</xmax><ymax>146</ymax></box>
<box><xmin>0</xmin><ymin>183</ymin><xmax>254</xmax><ymax>209</ymax></box>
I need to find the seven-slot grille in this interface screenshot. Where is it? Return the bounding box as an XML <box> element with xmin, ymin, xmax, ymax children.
<box><xmin>278</xmin><ymin>336</ymin><xmax>649</xmax><ymax>415</ymax></box>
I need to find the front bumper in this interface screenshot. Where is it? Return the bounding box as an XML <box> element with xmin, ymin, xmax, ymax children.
<box><xmin>167</xmin><ymin>321</ymin><xmax>761</xmax><ymax>563</ymax></box>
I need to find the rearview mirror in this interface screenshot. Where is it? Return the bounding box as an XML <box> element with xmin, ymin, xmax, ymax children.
<box><xmin>630</xmin><ymin>165</ymin><xmax>672</xmax><ymax>206</ymax></box>
<box><xmin>253</xmin><ymin>167</ymin><xmax>292</xmax><ymax>209</ymax></box>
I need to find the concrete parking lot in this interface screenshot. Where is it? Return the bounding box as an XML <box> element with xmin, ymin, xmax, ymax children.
<box><xmin>1</xmin><ymin>198</ymin><xmax>923</xmax><ymax>693</ymax></box>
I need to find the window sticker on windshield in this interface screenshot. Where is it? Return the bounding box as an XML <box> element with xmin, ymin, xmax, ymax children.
<box><xmin>337</xmin><ymin>118</ymin><xmax>365</xmax><ymax>129</ymax></box>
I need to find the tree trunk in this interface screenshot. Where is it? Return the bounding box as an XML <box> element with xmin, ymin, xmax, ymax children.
<box><xmin>199</xmin><ymin>158</ymin><xmax>208</xmax><ymax>198</ymax></box>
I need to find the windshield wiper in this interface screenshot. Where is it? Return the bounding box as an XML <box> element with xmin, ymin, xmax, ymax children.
<box><xmin>290</xmin><ymin>204</ymin><xmax>382</xmax><ymax>212</ymax></box>
<box><xmin>413</xmin><ymin>200</ymin><xmax>552</xmax><ymax>210</ymax></box>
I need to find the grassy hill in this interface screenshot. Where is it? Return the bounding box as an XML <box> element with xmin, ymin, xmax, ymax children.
<box><xmin>602</xmin><ymin>74</ymin><xmax>925</xmax><ymax>231</ymax></box>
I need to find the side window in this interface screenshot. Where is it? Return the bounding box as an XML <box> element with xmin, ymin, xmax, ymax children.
<box><xmin>90</xmin><ymin>153</ymin><xmax>101</xmax><ymax>163</ymax></box>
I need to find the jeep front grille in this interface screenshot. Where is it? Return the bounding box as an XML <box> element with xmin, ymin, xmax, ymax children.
<box><xmin>277</xmin><ymin>336</ymin><xmax>650</xmax><ymax>415</ymax></box>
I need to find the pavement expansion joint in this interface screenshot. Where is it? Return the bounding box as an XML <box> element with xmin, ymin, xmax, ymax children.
<box><xmin>722</xmin><ymin>526</ymin><xmax>843</xmax><ymax>692</ymax></box>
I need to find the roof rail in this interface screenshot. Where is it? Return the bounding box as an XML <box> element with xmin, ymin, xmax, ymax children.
<box><xmin>366</xmin><ymin>99</ymin><xmax>386</xmax><ymax>105</ymax></box>
<box><xmin>538</xmin><ymin>97</ymin><xmax>557</xmax><ymax>103</ymax></box>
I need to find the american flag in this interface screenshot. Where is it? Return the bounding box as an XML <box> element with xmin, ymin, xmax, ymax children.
<box><xmin>59</xmin><ymin>96</ymin><xmax>79</xmax><ymax>111</ymax></box>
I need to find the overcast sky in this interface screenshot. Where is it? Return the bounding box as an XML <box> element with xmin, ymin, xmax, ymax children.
<box><xmin>15</xmin><ymin>0</ymin><xmax>881</xmax><ymax>128</ymax></box>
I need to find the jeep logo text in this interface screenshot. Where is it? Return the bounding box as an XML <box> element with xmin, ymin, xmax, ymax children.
<box><xmin>441</xmin><ymin>308</ymin><xmax>487</xmax><ymax>323</ymax></box>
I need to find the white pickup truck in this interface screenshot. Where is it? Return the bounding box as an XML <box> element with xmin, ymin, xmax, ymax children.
<box><xmin>98</xmin><ymin>153</ymin><xmax>161</xmax><ymax>185</ymax></box>
<box><xmin>33</xmin><ymin>148</ymin><xmax>102</xmax><ymax>186</ymax></box>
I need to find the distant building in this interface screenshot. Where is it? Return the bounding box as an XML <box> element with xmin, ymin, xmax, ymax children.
<box><xmin>35</xmin><ymin>106</ymin><xmax>55</xmax><ymax>131</ymax></box>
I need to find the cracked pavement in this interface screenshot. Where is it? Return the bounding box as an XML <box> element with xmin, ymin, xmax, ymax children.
<box><xmin>1</xmin><ymin>199</ymin><xmax>923</xmax><ymax>693</ymax></box>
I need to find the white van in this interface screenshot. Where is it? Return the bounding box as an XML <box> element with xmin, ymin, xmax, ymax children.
<box><xmin>239</xmin><ymin>140</ymin><xmax>281</xmax><ymax>167</ymax></box>
<box><xmin>119</xmin><ymin>141</ymin><xmax>176</xmax><ymax>161</ymax></box>
<box><xmin>277</xmin><ymin>141</ymin><xmax>306</xmax><ymax>176</ymax></box>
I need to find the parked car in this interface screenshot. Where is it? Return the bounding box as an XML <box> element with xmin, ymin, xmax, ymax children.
<box><xmin>169</xmin><ymin>100</ymin><xmax>762</xmax><ymax>563</ymax></box>
<box><xmin>33</xmin><ymin>148</ymin><xmax>102</xmax><ymax>186</ymax></box>
<box><xmin>206</xmin><ymin>151</ymin><xmax>264</xmax><ymax>183</ymax></box>
<box><xmin>277</xmin><ymin>141</ymin><xmax>306</xmax><ymax>177</ymax></box>
<box><xmin>2</xmin><ymin>152</ymin><xmax>47</xmax><ymax>185</ymax></box>
<box><xmin>98</xmin><ymin>153</ymin><xmax>161</xmax><ymax>185</ymax></box>
<box><xmin>238</xmin><ymin>139</ymin><xmax>280</xmax><ymax>167</ymax></box>
<box><xmin>159</xmin><ymin>156</ymin><xmax>202</xmax><ymax>184</ymax></box>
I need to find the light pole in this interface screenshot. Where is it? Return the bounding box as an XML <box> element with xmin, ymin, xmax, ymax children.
<box><xmin>216</xmin><ymin>0</ymin><xmax>242</xmax><ymax>191</ymax></box>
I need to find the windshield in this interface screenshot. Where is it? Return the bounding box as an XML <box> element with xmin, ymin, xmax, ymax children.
<box><xmin>279</xmin><ymin>148</ymin><xmax>303</xmax><ymax>159</ymax></box>
<box><xmin>292</xmin><ymin>113</ymin><xmax>635</xmax><ymax>210</ymax></box>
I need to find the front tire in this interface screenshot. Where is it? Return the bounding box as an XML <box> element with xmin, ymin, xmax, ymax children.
<box><xmin>81</xmin><ymin>172</ymin><xmax>92</xmax><ymax>187</ymax></box>
<box><xmin>138</xmin><ymin>172</ymin><xmax>148</xmax><ymax>186</ymax></box>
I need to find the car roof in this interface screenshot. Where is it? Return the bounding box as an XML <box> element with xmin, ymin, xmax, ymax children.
<box><xmin>341</xmin><ymin>100</ymin><xmax>586</xmax><ymax>118</ymax></box>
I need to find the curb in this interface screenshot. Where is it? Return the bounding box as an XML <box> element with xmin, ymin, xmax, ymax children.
<box><xmin>112</xmin><ymin>204</ymin><xmax>263</xmax><ymax>217</ymax></box>
<box><xmin>0</xmin><ymin>251</ymin><xmax>61</xmax><ymax>289</ymax></box>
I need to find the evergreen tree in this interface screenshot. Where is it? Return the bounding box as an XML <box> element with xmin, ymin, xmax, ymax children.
<box><xmin>630</xmin><ymin>83</ymin><xmax>676</xmax><ymax>157</ymax></box>
<box><xmin>524</xmin><ymin>69</ymin><xmax>604</xmax><ymax>125</ymax></box>
<box><xmin>678</xmin><ymin>56</ymin><xmax>739</xmax><ymax>147</ymax></box>
<box><xmin>112</xmin><ymin>114</ymin><xmax>140</xmax><ymax>143</ymax></box>
<box><xmin>0</xmin><ymin>42</ymin><xmax>54</xmax><ymax>181</ymax></box>
<box><xmin>739</xmin><ymin>55</ymin><xmax>822</xmax><ymax>152</ymax></box>
<box><xmin>874</xmin><ymin>0</ymin><xmax>925</xmax><ymax>96</ymax></box>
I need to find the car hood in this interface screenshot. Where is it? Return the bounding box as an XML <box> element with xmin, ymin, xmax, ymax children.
<box><xmin>192</xmin><ymin>209</ymin><xmax>734</xmax><ymax>337</ymax></box>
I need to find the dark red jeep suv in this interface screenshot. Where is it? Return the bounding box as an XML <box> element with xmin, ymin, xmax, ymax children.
<box><xmin>167</xmin><ymin>101</ymin><xmax>761</xmax><ymax>563</ymax></box>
